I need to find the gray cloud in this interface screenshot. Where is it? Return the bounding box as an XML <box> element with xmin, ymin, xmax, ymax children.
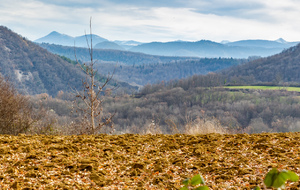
<box><xmin>35</xmin><ymin>0</ymin><xmax>273</xmax><ymax>22</ymax></box>
<box><xmin>28</xmin><ymin>0</ymin><xmax>292</xmax><ymax>23</ymax></box>
<box><xmin>1</xmin><ymin>0</ymin><xmax>300</xmax><ymax>42</ymax></box>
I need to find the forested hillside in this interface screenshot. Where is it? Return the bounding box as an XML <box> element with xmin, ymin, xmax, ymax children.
<box><xmin>39</xmin><ymin>43</ymin><xmax>248</xmax><ymax>86</ymax></box>
<box><xmin>222</xmin><ymin>43</ymin><xmax>300</xmax><ymax>85</ymax></box>
<box><xmin>101</xmin><ymin>74</ymin><xmax>300</xmax><ymax>134</ymax></box>
<box><xmin>96</xmin><ymin>58</ymin><xmax>245</xmax><ymax>86</ymax></box>
<box><xmin>36</xmin><ymin>72</ymin><xmax>300</xmax><ymax>134</ymax></box>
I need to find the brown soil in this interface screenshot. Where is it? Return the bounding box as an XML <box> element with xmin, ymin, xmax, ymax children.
<box><xmin>0</xmin><ymin>133</ymin><xmax>300</xmax><ymax>189</ymax></box>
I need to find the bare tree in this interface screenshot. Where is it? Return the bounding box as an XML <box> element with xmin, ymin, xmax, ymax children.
<box><xmin>73</xmin><ymin>18</ymin><xmax>114</xmax><ymax>134</ymax></box>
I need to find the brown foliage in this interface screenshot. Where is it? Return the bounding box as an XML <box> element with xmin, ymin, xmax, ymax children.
<box><xmin>1</xmin><ymin>133</ymin><xmax>300</xmax><ymax>189</ymax></box>
<box><xmin>0</xmin><ymin>76</ymin><xmax>33</xmax><ymax>135</ymax></box>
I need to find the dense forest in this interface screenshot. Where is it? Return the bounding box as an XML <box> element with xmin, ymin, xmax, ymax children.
<box><xmin>90</xmin><ymin>58</ymin><xmax>245</xmax><ymax>86</ymax></box>
<box><xmin>42</xmin><ymin>45</ymin><xmax>248</xmax><ymax>87</ymax></box>
<box><xmin>103</xmin><ymin>74</ymin><xmax>300</xmax><ymax>134</ymax></box>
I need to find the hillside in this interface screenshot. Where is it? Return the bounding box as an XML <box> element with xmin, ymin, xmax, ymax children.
<box><xmin>0</xmin><ymin>26</ymin><xmax>136</xmax><ymax>96</ymax></box>
<box><xmin>222</xmin><ymin>43</ymin><xmax>300</xmax><ymax>85</ymax></box>
<box><xmin>129</xmin><ymin>40</ymin><xmax>291</xmax><ymax>58</ymax></box>
<box><xmin>38</xmin><ymin>43</ymin><xmax>245</xmax><ymax>86</ymax></box>
<box><xmin>96</xmin><ymin>58</ymin><xmax>245</xmax><ymax>86</ymax></box>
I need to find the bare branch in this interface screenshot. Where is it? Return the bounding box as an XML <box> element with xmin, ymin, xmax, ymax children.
<box><xmin>72</xmin><ymin>17</ymin><xmax>115</xmax><ymax>135</ymax></box>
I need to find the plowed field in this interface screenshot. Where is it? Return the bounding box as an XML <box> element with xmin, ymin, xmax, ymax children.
<box><xmin>0</xmin><ymin>133</ymin><xmax>300</xmax><ymax>189</ymax></box>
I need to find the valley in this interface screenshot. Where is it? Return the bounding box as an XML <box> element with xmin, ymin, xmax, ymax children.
<box><xmin>2</xmin><ymin>25</ymin><xmax>300</xmax><ymax>135</ymax></box>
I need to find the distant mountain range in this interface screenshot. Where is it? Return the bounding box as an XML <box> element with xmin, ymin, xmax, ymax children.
<box><xmin>35</xmin><ymin>31</ymin><xmax>141</xmax><ymax>50</ymax></box>
<box><xmin>225</xmin><ymin>38</ymin><xmax>297</xmax><ymax>49</ymax></box>
<box><xmin>129</xmin><ymin>40</ymin><xmax>298</xmax><ymax>58</ymax></box>
<box><xmin>35</xmin><ymin>31</ymin><xmax>108</xmax><ymax>48</ymax></box>
<box><xmin>35</xmin><ymin>31</ymin><xmax>299</xmax><ymax>58</ymax></box>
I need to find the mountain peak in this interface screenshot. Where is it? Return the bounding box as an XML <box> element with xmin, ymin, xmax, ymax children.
<box><xmin>275</xmin><ymin>38</ymin><xmax>287</xmax><ymax>44</ymax></box>
<box><xmin>35</xmin><ymin>31</ymin><xmax>74</xmax><ymax>46</ymax></box>
<box><xmin>49</xmin><ymin>31</ymin><xmax>60</xmax><ymax>35</ymax></box>
<box><xmin>44</xmin><ymin>31</ymin><xmax>72</xmax><ymax>38</ymax></box>
<box><xmin>35</xmin><ymin>32</ymin><xmax>108</xmax><ymax>47</ymax></box>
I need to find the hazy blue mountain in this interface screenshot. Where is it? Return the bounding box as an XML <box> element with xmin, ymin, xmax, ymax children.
<box><xmin>113</xmin><ymin>40</ymin><xmax>143</xmax><ymax>50</ymax></box>
<box><xmin>36</xmin><ymin>31</ymin><xmax>299</xmax><ymax>58</ymax></box>
<box><xmin>129</xmin><ymin>40</ymin><xmax>288</xmax><ymax>58</ymax></box>
<box><xmin>221</xmin><ymin>40</ymin><xmax>231</xmax><ymax>44</ymax></box>
<box><xmin>275</xmin><ymin>38</ymin><xmax>287</xmax><ymax>44</ymax></box>
<box><xmin>35</xmin><ymin>31</ymin><xmax>74</xmax><ymax>46</ymax></box>
<box><xmin>226</xmin><ymin>39</ymin><xmax>298</xmax><ymax>49</ymax></box>
<box><xmin>74</xmin><ymin>34</ymin><xmax>108</xmax><ymax>47</ymax></box>
<box><xmin>94</xmin><ymin>41</ymin><xmax>125</xmax><ymax>51</ymax></box>
<box><xmin>35</xmin><ymin>31</ymin><xmax>108</xmax><ymax>48</ymax></box>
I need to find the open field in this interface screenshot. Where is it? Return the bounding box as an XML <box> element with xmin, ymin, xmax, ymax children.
<box><xmin>224</xmin><ymin>86</ymin><xmax>300</xmax><ymax>92</ymax></box>
<box><xmin>0</xmin><ymin>133</ymin><xmax>300</xmax><ymax>189</ymax></box>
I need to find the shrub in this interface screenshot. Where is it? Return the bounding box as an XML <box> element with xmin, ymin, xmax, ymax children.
<box><xmin>184</xmin><ymin>117</ymin><xmax>227</xmax><ymax>135</ymax></box>
<box><xmin>0</xmin><ymin>76</ymin><xmax>34</xmax><ymax>135</ymax></box>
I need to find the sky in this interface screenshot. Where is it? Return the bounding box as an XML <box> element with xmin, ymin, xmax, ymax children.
<box><xmin>1</xmin><ymin>0</ymin><xmax>300</xmax><ymax>43</ymax></box>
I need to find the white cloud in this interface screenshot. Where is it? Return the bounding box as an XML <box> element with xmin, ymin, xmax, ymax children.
<box><xmin>1</xmin><ymin>0</ymin><xmax>300</xmax><ymax>42</ymax></box>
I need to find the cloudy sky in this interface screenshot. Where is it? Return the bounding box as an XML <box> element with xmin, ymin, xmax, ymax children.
<box><xmin>1</xmin><ymin>0</ymin><xmax>300</xmax><ymax>42</ymax></box>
